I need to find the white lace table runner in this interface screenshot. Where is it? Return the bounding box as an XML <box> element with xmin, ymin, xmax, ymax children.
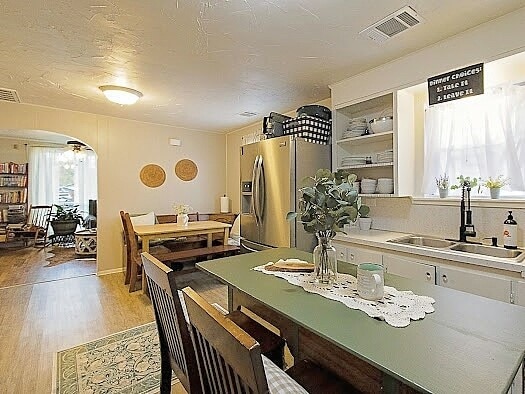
<box><xmin>253</xmin><ymin>263</ymin><xmax>435</xmax><ymax>328</ymax></box>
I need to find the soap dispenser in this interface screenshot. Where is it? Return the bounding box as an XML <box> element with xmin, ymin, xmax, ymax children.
<box><xmin>503</xmin><ymin>211</ymin><xmax>518</xmax><ymax>250</ymax></box>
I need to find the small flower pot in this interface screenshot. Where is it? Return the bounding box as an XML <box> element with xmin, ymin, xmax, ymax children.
<box><xmin>358</xmin><ymin>217</ymin><xmax>372</xmax><ymax>231</ymax></box>
<box><xmin>438</xmin><ymin>188</ymin><xmax>449</xmax><ymax>198</ymax></box>
<box><xmin>490</xmin><ymin>188</ymin><xmax>501</xmax><ymax>199</ymax></box>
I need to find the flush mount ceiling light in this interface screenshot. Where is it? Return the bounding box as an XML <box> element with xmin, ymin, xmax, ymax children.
<box><xmin>99</xmin><ymin>85</ymin><xmax>143</xmax><ymax>105</ymax></box>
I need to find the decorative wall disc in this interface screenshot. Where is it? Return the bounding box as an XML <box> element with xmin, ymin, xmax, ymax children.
<box><xmin>140</xmin><ymin>164</ymin><xmax>166</xmax><ymax>188</ymax></box>
<box><xmin>175</xmin><ymin>159</ymin><xmax>198</xmax><ymax>181</ymax></box>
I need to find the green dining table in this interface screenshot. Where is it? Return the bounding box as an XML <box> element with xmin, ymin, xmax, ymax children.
<box><xmin>196</xmin><ymin>248</ymin><xmax>525</xmax><ymax>394</ymax></box>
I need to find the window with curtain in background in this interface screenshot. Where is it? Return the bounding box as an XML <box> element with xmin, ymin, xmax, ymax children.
<box><xmin>422</xmin><ymin>83</ymin><xmax>525</xmax><ymax>197</ymax></box>
<box><xmin>28</xmin><ymin>146</ymin><xmax>97</xmax><ymax>216</ymax></box>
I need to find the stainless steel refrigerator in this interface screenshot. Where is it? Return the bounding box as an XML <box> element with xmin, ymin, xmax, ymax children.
<box><xmin>240</xmin><ymin>135</ymin><xmax>331</xmax><ymax>253</ymax></box>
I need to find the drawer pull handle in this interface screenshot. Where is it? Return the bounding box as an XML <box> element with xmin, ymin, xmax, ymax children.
<box><xmin>426</xmin><ymin>272</ymin><xmax>431</xmax><ymax>281</ymax></box>
<box><xmin>349</xmin><ymin>253</ymin><xmax>354</xmax><ymax>260</ymax></box>
<box><xmin>442</xmin><ymin>274</ymin><xmax>448</xmax><ymax>283</ymax></box>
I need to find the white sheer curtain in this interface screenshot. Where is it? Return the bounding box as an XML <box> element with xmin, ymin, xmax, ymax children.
<box><xmin>29</xmin><ymin>146</ymin><xmax>97</xmax><ymax>215</ymax></box>
<box><xmin>422</xmin><ymin>84</ymin><xmax>525</xmax><ymax>196</ymax></box>
<box><xmin>28</xmin><ymin>147</ymin><xmax>61</xmax><ymax>205</ymax></box>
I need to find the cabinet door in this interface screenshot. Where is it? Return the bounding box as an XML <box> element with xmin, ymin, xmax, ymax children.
<box><xmin>332</xmin><ymin>241</ymin><xmax>347</xmax><ymax>262</ymax></box>
<box><xmin>512</xmin><ymin>281</ymin><xmax>525</xmax><ymax>307</ymax></box>
<box><xmin>347</xmin><ymin>246</ymin><xmax>382</xmax><ymax>266</ymax></box>
<box><xmin>437</xmin><ymin>266</ymin><xmax>512</xmax><ymax>303</ymax></box>
<box><xmin>383</xmin><ymin>254</ymin><xmax>436</xmax><ymax>285</ymax></box>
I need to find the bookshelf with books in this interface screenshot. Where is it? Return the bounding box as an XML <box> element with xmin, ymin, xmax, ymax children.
<box><xmin>0</xmin><ymin>162</ymin><xmax>28</xmax><ymax>225</ymax></box>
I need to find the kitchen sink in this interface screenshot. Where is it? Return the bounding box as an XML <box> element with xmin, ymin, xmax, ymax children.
<box><xmin>387</xmin><ymin>234</ymin><xmax>525</xmax><ymax>261</ymax></box>
<box><xmin>388</xmin><ymin>236</ymin><xmax>456</xmax><ymax>248</ymax></box>
<box><xmin>450</xmin><ymin>243</ymin><xmax>523</xmax><ymax>259</ymax></box>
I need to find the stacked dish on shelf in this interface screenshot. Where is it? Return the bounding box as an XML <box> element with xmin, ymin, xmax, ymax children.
<box><xmin>340</xmin><ymin>155</ymin><xmax>367</xmax><ymax>167</ymax></box>
<box><xmin>342</xmin><ymin>117</ymin><xmax>368</xmax><ymax>139</ymax></box>
<box><xmin>377</xmin><ymin>178</ymin><xmax>394</xmax><ymax>194</ymax></box>
<box><xmin>360</xmin><ymin>178</ymin><xmax>377</xmax><ymax>194</ymax></box>
<box><xmin>376</xmin><ymin>149</ymin><xmax>394</xmax><ymax>163</ymax></box>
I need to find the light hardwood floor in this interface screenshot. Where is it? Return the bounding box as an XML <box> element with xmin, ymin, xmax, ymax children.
<box><xmin>0</xmin><ymin>246</ymin><xmax>96</xmax><ymax>288</ymax></box>
<box><xmin>0</xmin><ymin>249</ymin><xmax>227</xmax><ymax>393</ymax></box>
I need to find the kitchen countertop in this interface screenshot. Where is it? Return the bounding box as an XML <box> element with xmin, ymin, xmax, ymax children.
<box><xmin>333</xmin><ymin>229</ymin><xmax>525</xmax><ymax>275</ymax></box>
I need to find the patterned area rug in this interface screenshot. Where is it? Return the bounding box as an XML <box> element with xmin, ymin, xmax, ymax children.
<box><xmin>54</xmin><ymin>322</ymin><xmax>178</xmax><ymax>394</ymax></box>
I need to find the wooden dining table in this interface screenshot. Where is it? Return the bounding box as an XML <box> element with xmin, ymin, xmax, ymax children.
<box><xmin>133</xmin><ymin>220</ymin><xmax>231</xmax><ymax>253</ymax></box>
<box><xmin>197</xmin><ymin>248</ymin><xmax>525</xmax><ymax>394</ymax></box>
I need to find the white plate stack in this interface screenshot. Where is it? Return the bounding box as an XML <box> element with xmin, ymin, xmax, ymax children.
<box><xmin>360</xmin><ymin>178</ymin><xmax>377</xmax><ymax>194</ymax></box>
<box><xmin>341</xmin><ymin>156</ymin><xmax>366</xmax><ymax>167</ymax></box>
<box><xmin>342</xmin><ymin>117</ymin><xmax>368</xmax><ymax>139</ymax></box>
<box><xmin>376</xmin><ymin>149</ymin><xmax>394</xmax><ymax>163</ymax></box>
<box><xmin>377</xmin><ymin>178</ymin><xmax>394</xmax><ymax>194</ymax></box>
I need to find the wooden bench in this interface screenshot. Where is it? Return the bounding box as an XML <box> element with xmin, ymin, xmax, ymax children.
<box><xmin>150</xmin><ymin>244</ymin><xmax>240</xmax><ymax>275</ymax></box>
<box><xmin>155</xmin><ymin>244</ymin><xmax>240</xmax><ymax>262</ymax></box>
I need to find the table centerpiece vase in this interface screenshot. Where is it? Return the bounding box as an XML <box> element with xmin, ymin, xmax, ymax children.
<box><xmin>313</xmin><ymin>230</ymin><xmax>337</xmax><ymax>284</ymax></box>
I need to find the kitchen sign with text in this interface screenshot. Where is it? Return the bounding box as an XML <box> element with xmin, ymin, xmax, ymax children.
<box><xmin>428</xmin><ymin>63</ymin><xmax>484</xmax><ymax>105</ymax></box>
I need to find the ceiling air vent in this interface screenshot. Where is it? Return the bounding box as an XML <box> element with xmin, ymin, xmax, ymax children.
<box><xmin>238</xmin><ymin>111</ymin><xmax>258</xmax><ymax>117</ymax></box>
<box><xmin>359</xmin><ymin>6</ymin><xmax>424</xmax><ymax>43</ymax></box>
<box><xmin>0</xmin><ymin>88</ymin><xmax>20</xmax><ymax>103</ymax></box>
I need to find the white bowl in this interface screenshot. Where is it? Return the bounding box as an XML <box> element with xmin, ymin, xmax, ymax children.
<box><xmin>369</xmin><ymin>117</ymin><xmax>393</xmax><ymax>134</ymax></box>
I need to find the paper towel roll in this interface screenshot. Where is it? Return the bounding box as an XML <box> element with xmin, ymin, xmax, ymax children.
<box><xmin>220</xmin><ymin>195</ymin><xmax>230</xmax><ymax>213</ymax></box>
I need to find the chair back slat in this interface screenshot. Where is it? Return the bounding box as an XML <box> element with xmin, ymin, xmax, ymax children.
<box><xmin>182</xmin><ymin>287</ymin><xmax>268</xmax><ymax>394</ymax></box>
<box><xmin>141</xmin><ymin>253</ymin><xmax>202</xmax><ymax>394</ymax></box>
<box><xmin>122</xmin><ymin>212</ymin><xmax>140</xmax><ymax>261</ymax></box>
<box><xmin>27</xmin><ymin>205</ymin><xmax>52</xmax><ymax>244</ymax></box>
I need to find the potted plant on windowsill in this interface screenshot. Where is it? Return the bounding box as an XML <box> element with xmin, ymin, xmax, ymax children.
<box><xmin>50</xmin><ymin>204</ymin><xmax>84</xmax><ymax>236</ymax></box>
<box><xmin>287</xmin><ymin>169</ymin><xmax>369</xmax><ymax>285</ymax></box>
<box><xmin>435</xmin><ymin>174</ymin><xmax>450</xmax><ymax>198</ymax></box>
<box><xmin>482</xmin><ymin>175</ymin><xmax>510</xmax><ymax>199</ymax></box>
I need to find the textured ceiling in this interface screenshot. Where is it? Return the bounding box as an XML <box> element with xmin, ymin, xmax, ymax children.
<box><xmin>0</xmin><ymin>0</ymin><xmax>524</xmax><ymax>133</ymax></box>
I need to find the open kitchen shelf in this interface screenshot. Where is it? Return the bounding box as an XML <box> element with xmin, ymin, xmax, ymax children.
<box><xmin>338</xmin><ymin>162</ymin><xmax>393</xmax><ymax>170</ymax></box>
<box><xmin>336</xmin><ymin>131</ymin><xmax>393</xmax><ymax>146</ymax></box>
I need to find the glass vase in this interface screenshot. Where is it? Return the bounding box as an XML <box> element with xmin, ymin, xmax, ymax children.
<box><xmin>313</xmin><ymin>232</ymin><xmax>337</xmax><ymax>285</ymax></box>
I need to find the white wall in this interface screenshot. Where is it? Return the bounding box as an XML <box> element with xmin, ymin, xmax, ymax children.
<box><xmin>0</xmin><ymin>139</ymin><xmax>29</xmax><ymax>163</ymax></box>
<box><xmin>0</xmin><ymin>101</ymin><xmax>227</xmax><ymax>273</ymax></box>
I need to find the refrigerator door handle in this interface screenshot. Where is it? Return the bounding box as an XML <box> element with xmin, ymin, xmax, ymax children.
<box><xmin>250</xmin><ymin>155</ymin><xmax>259</xmax><ymax>225</ymax></box>
<box><xmin>254</xmin><ymin>155</ymin><xmax>263</xmax><ymax>226</ymax></box>
<box><xmin>258</xmin><ymin>155</ymin><xmax>265</xmax><ymax>222</ymax></box>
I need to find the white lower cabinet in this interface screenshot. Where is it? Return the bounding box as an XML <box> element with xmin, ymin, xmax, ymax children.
<box><xmin>383</xmin><ymin>254</ymin><xmax>436</xmax><ymax>285</ymax></box>
<box><xmin>509</xmin><ymin>361</ymin><xmax>523</xmax><ymax>394</ymax></box>
<box><xmin>437</xmin><ymin>265</ymin><xmax>512</xmax><ymax>303</ymax></box>
<box><xmin>346</xmin><ymin>246</ymin><xmax>383</xmax><ymax>266</ymax></box>
<box><xmin>512</xmin><ymin>281</ymin><xmax>525</xmax><ymax>307</ymax></box>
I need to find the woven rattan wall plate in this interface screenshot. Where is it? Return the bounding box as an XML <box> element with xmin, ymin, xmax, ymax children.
<box><xmin>175</xmin><ymin>159</ymin><xmax>198</xmax><ymax>181</ymax></box>
<box><xmin>140</xmin><ymin>164</ymin><xmax>166</xmax><ymax>188</ymax></box>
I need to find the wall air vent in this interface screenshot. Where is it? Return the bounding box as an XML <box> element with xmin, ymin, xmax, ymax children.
<box><xmin>359</xmin><ymin>6</ymin><xmax>424</xmax><ymax>43</ymax></box>
<box><xmin>0</xmin><ymin>88</ymin><xmax>20</xmax><ymax>103</ymax></box>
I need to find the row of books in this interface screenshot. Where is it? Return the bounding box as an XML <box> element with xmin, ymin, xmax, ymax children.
<box><xmin>0</xmin><ymin>190</ymin><xmax>27</xmax><ymax>203</ymax></box>
<box><xmin>0</xmin><ymin>162</ymin><xmax>28</xmax><ymax>174</ymax></box>
<box><xmin>1</xmin><ymin>205</ymin><xmax>26</xmax><ymax>224</ymax></box>
<box><xmin>0</xmin><ymin>175</ymin><xmax>27</xmax><ymax>187</ymax></box>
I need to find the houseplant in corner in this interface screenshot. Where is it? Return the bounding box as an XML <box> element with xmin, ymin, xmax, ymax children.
<box><xmin>435</xmin><ymin>174</ymin><xmax>450</xmax><ymax>198</ymax></box>
<box><xmin>287</xmin><ymin>169</ymin><xmax>369</xmax><ymax>284</ymax></box>
<box><xmin>482</xmin><ymin>175</ymin><xmax>510</xmax><ymax>199</ymax></box>
<box><xmin>50</xmin><ymin>204</ymin><xmax>84</xmax><ymax>237</ymax></box>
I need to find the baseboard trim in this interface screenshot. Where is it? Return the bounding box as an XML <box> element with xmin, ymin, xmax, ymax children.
<box><xmin>97</xmin><ymin>268</ymin><xmax>124</xmax><ymax>276</ymax></box>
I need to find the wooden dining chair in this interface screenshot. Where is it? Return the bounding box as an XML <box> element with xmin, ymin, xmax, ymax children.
<box><xmin>182</xmin><ymin>287</ymin><xmax>357</xmax><ymax>394</ymax></box>
<box><xmin>182</xmin><ymin>287</ymin><xmax>311</xmax><ymax>393</ymax></box>
<box><xmin>141</xmin><ymin>253</ymin><xmax>287</xmax><ymax>393</ymax></box>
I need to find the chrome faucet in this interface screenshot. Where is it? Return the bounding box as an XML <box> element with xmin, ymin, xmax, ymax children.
<box><xmin>459</xmin><ymin>182</ymin><xmax>476</xmax><ymax>242</ymax></box>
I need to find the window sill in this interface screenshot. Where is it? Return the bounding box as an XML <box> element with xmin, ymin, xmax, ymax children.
<box><xmin>411</xmin><ymin>196</ymin><xmax>525</xmax><ymax>208</ymax></box>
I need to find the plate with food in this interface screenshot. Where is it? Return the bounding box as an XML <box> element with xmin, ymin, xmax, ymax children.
<box><xmin>264</xmin><ymin>258</ymin><xmax>314</xmax><ymax>272</ymax></box>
